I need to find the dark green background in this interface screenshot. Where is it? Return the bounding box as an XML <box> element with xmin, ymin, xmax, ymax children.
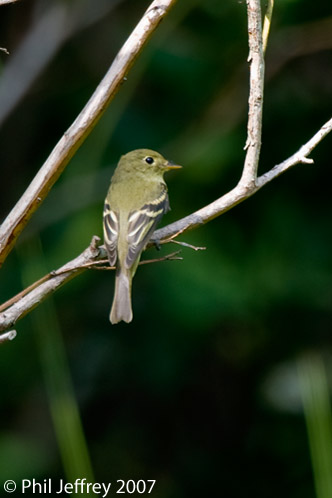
<box><xmin>1</xmin><ymin>0</ymin><xmax>332</xmax><ymax>496</ymax></box>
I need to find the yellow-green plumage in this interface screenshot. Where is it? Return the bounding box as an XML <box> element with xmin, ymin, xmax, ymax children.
<box><xmin>103</xmin><ymin>149</ymin><xmax>181</xmax><ymax>324</ymax></box>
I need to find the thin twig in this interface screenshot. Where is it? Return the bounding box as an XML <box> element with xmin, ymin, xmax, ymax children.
<box><xmin>75</xmin><ymin>251</ymin><xmax>183</xmax><ymax>269</ymax></box>
<box><xmin>0</xmin><ymin>273</ymin><xmax>51</xmax><ymax>312</ymax></box>
<box><xmin>61</xmin><ymin>258</ymin><xmax>112</xmax><ymax>272</ymax></box>
<box><xmin>152</xmin><ymin>226</ymin><xmax>206</xmax><ymax>251</ymax></box>
<box><xmin>169</xmin><ymin>240</ymin><xmax>206</xmax><ymax>251</ymax></box>
<box><xmin>0</xmin><ymin>330</ymin><xmax>17</xmax><ymax>345</ymax></box>
<box><xmin>0</xmin><ymin>0</ymin><xmax>178</xmax><ymax>268</ymax></box>
<box><xmin>139</xmin><ymin>250</ymin><xmax>183</xmax><ymax>265</ymax></box>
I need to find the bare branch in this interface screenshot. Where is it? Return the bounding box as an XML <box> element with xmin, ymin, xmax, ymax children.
<box><xmin>0</xmin><ymin>0</ymin><xmax>178</xmax><ymax>268</ymax></box>
<box><xmin>0</xmin><ymin>236</ymin><xmax>102</xmax><ymax>332</ymax></box>
<box><xmin>139</xmin><ymin>251</ymin><xmax>183</xmax><ymax>265</ymax></box>
<box><xmin>1</xmin><ymin>0</ymin><xmax>332</xmax><ymax>334</ymax></box>
<box><xmin>153</xmin><ymin>116</ymin><xmax>332</xmax><ymax>242</ymax></box>
<box><xmin>0</xmin><ymin>240</ymin><xmax>184</xmax><ymax>331</ymax></box>
<box><xmin>1</xmin><ymin>119</ymin><xmax>331</xmax><ymax>336</ymax></box>
<box><xmin>0</xmin><ymin>272</ymin><xmax>51</xmax><ymax>313</ymax></box>
<box><xmin>0</xmin><ymin>330</ymin><xmax>17</xmax><ymax>345</ymax></box>
<box><xmin>240</xmin><ymin>0</ymin><xmax>264</xmax><ymax>187</ymax></box>
<box><xmin>256</xmin><ymin>116</ymin><xmax>332</xmax><ymax>188</ymax></box>
<box><xmin>0</xmin><ymin>0</ymin><xmax>19</xmax><ymax>5</ymax></box>
<box><xmin>168</xmin><ymin>240</ymin><xmax>206</xmax><ymax>251</ymax></box>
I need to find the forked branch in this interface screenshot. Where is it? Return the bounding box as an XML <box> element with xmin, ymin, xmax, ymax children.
<box><xmin>1</xmin><ymin>0</ymin><xmax>332</xmax><ymax>340</ymax></box>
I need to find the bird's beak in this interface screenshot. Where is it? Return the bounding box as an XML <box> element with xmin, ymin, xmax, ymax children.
<box><xmin>165</xmin><ymin>160</ymin><xmax>182</xmax><ymax>170</ymax></box>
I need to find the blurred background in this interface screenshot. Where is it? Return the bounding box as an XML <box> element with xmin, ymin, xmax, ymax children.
<box><xmin>1</xmin><ymin>0</ymin><xmax>332</xmax><ymax>496</ymax></box>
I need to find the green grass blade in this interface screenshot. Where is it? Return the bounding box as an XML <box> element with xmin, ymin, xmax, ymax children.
<box><xmin>298</xmin><ymin>352</ymin><xmax>332</xmax><ymax>498</ymax></box>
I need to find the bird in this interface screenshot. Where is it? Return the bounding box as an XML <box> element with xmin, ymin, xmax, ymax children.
<box><xmin>103</xmin><ymin>149</ymin><xmax>181</xmax><ymax>324</ymax></box>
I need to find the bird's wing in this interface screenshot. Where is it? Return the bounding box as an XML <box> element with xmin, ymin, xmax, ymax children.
<box><xmin>103</xmin><ymin>201</ymin><xmax>119</xmax><ymax>266</ymax></box>
<box><xmin>125</xmin><ymin>188</ymin><xmax>170</xmax><ymax>269</ymax></box>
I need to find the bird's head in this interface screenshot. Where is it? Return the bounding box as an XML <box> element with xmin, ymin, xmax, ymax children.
<box><xmin>119</xmin><ymin>149</ymin><xmax>182</xmax><ymax>177</ymax></box>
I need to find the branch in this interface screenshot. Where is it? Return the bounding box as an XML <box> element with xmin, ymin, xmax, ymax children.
<box><xmin>0</xmin><ymin>330</ymin><xmax>17</xmax><ymax>345</ymax></box>
<box><xmin>152</xmin><ymin>116</ymin><xmax>332</xmax><ymax>242</ymax></box>
<box><xmin>1</xmin><ymin>118</ymin><xmax>331</xmax><ymax>335</ymax></box>
<box><xmin>240</xmin><ymin>0</ymin><xmax>264</xmax><ymax>187</ymax></box>
<box><xmin>139</xmin><ymin>250</ymin><xmax>183</xmax><ymax>265</ymax></box>
<box><xmin>256</xmin><ymin>116</ymin><xmax>332</xmax><ymax>187</ymax></box>
<box><xmin>0</xmin><ymin>0</ymin><xmax>19</xmax><ymax>4</ymax></box>
<box><xmin>0</xmin><ymin>236</ymin><xmax>102</xmax><ymax>332</ymax></box>
<box><xmin>0</xmin><ymin>0</ymin><xmax>178</xmax><ymax>268</ymax></box>
<box><xmin>0</xmin><ymin>238</ymin><xmax>185</xmax><ymax>332</ymax></box>
<box><xmin>1</xmin><ymin>0</ymin><xmax>332</xmax><ymax>333</ymax></box>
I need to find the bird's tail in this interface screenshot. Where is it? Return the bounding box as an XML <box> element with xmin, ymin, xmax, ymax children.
<box><xmin>110</xmin><ymin>266</ymin><xmax>133</xmax><ymax>324</ymax></box>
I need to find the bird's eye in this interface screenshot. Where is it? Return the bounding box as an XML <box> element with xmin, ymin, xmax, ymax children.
<box><xmin>145</xmin><ymin>156</ymin><xmax>154</xmax><ymax>164</ymax></box>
